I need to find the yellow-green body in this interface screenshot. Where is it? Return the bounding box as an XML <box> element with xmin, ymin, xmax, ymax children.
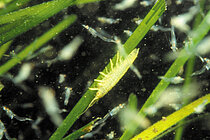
<box><xmin>89</xmin><ymin>48</ymin><xmax>139</xmax><ymax>108</ymax></box>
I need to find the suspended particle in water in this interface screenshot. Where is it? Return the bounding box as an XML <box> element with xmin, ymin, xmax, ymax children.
<box><xmin>171</xmin><ymin>6</ymin><xmax>199</xmax><ymax>32</ymax></box>
<box><xmin>144</xmin><ymin>87</ymin><xmax>182</xmax><ymax>115</ymax></box>
<box><xmin>140</xmin><ymin>0</ymin><xmax>154</xmax><ymax>7</ymax></box>
<box><xmin>158</xmin><ymin>76</ymin><xmax>184</xmax><ymax>84</ymax></box>
<box><xmin>144</xmin><ymin>105</ymin><xmax>158</xmax><ymax>115</ymax></box>
<box><xmin>162</xmin><ymin>116</ymin><xmax>167</xmax><ymax>121</ymax></box>
<box><xmin>106</xmin><ymin>131</ymin><xmax>115</xmax><ymax>140</ymax></box>
<box><xmin>196</xmin><ymin>36</ymin><xmax>210</xmax><ymax>56</ymax></box>
<box><xmin>31</xmin><ymin>116</ymin><xmax>43</xmax><ymax>137</ymax></box>
<box><xmin>150</xmin><ymin>25</ymin><xmax>171</xmax><ymax>32</ymax></box>
<box><xmin>194</xmin><ymin>99</ymin><xmax>208</xmax><ymax>114</ymax></box>
<box><xmin>120</xmin><ymin>108</ymin><xmax>151</xmax><ymax>129</ymax></box>
<box><xmin>58</xmin><ymin>36</ymin><xmax>83</xmax><ymax>61</ymax></box>
<box><xmin>130</xmin><ymin>65</ymin><xmax>142</xmax><ymax>79</ymax></box>
<box><xmin>13</xmin><ymin>63</ymin><xmax>34</xmax><ymax>84</ymax></box>
<box><xmin>114</xmin><ymin>0</ymin><xmax>137</xmax><ymax>11</ymax></box>
<box><xmin>175</xmin><ymin>0</ymin><xmax>183</xmax><ymax>5</ymax></box>
<box><xmin>133</xmin><ymin>17</ymin><xmax>143</xmax><ymax>25</ymax></box>
<box><xmin>38</xmin><ymin>87</ymin><xmax>63</xmax><ymax>127</ymax></box>
<box><xmin>58</xmin><ymin>74</ymin><xmax>66</xmax><ymax>84</ymax></box>
<box><xmin>21</xmin><ymin>103</ymin><xmax>34</xmax><ymax>108</ymax></box>
<box><xmin>123</xmin><ymin>30</ymin><xmax>133</xmax><ymax>37</ymax></box>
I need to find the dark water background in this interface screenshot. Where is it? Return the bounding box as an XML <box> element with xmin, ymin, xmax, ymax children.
<box><xmin>0</xmin><ymin>0</ymin><xmax>210</xmax><ymax>139</ymax></box>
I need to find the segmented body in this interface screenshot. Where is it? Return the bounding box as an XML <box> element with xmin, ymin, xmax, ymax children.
<box><xmin>88</xmin><ymin>48</ymin><xmax>139</xmax><ymax>108</ymax></box>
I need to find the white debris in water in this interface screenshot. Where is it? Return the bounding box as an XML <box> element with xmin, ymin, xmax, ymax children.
<box><xmin>133</xmin><ymin>18</ymin><xmax>143</xmax><ymax>25</ymax></box>
<box><xmin>150</xmin><ymin>25</ymin><xmax>171</xmax><ymax>32</ymax></box>
<box><xmin>58</xmin><ymin>74</ymin><xmax>66</xmax><ymax>84</ymax></box>
<box><xmin>38</xmin><ymin>87</ymin><xmax>63</xmax><ymax>127</ymax></box>
<box><xmin>31</xmin><ymin>116</ymin><xmax>43</xmax><ymax>137</ymax></box>
<box><xmin>143</xmin><ymin>105</ymin><xmax>157</xmax><ymax>115</ymax></box>
<box><xmin>145</xmin><ymin>84</ymin><xmax>200</xmax><ymax>115</ymax></box>
<box><xmin>158</xmin><ymin>76</ymin><xmax>184</xmax><ymax>84</ymax></box>
<box><xmin>21</xmin><ymin>103</ymin><xmax>34</xmax><ymax>108</ymax></box>
<box><xmin>120</xmin><ymin>108</ymin><xmax>151</xmax><ymax>129</ymax></box>
<box><xmin>106</xmin><ymin>131</ymin><xmax>115</xmax><ymax>139</ymax></box>
<box><xmin>164</xmin><ymin>50</ymin><xmax>181</xmax><ymax>62</ymax></box>
<box><xmin>130</xmin><ymin>65</ymin><xmax>142</xmax><ymax>79</ymax></box>
<box><xmin>147</xmin><ymin>87</ymin><xmax>182</xmax><ymax>114</ymax></box>
<box><xmin>31</xmin><ymin>117</ymin><xmax>43</xmax><ymax>130</ymax></box>
<box><xmin>196</xmin><ymin>36</ymin><xmax>210</xmax><ymax>56</ymax></box>
<box><xmin>13</xmin><ymin>63</ymin><xmax>34</xmax><ymax>84</ymax></box>
<box><xmin>140</xmin><ymin>0</ymin><xmax>154</xmax><ymax>7</ymax></box>
<box><xmin>175</xmin><ymin>0</ymin><xmax>183</xmax><ymax>5</ymax></box>
<box><xmin>171</xmin><ymin>6</ymin><xmax>199</xmax><ymax>32</ymax></box>
<box><xmin>123</xmin><ymin>30</ymin><xmax>133</xmax><ymax>37</ymax></box>
<box><xmin>58</xmin><ymin>36</ymin><xmax>83</xmax><ymax>61</ymax></box>
<box><xmin>114</xmin><ymin>0</ymin><xmax>137</xmax><ymax>11</ymax></box>
<box><xmin>44</xmin><ymin>36</ymin><xmax>83</xmax><ymax>66</ymax></box>
<box><xmin>194</xmin><ymin>99</ymin><xmax>208</xmax><ymax>114</ymax></box>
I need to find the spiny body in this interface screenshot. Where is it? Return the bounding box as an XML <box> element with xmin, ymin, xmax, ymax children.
<box><xmin>88</xmin><ymin>48</ymin><xmax>139</xmax><ymax>108</ymax></box>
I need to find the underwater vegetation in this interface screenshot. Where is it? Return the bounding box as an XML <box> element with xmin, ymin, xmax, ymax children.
<box><xmin>0</xmin><ymin>0</ymin><xmax>210</xmax><ymax>139</ymax></box>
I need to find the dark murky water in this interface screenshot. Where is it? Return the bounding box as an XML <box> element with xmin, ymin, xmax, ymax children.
<box><xmin>0</xmin><ymin>0</ymin><xmax>210</xmax><ymax>139</ymax></box>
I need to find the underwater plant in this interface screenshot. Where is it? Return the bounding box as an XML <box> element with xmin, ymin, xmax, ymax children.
<box><xmin>0</xmin><ymin>0</ymin><xmax>210</xmax><ymax>139</ymax></box>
